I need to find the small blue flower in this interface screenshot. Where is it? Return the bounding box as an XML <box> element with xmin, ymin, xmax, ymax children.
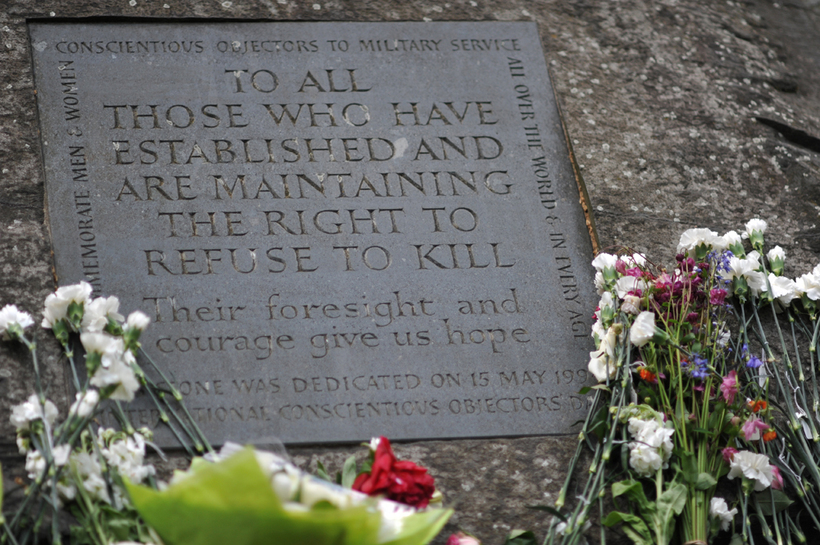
<box><xmin>747</xmin><ymin>355</ymin><xmax>763</xmax><ymax>369</ymax></box>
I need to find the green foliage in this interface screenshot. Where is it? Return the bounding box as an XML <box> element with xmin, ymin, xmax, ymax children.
<box><xmin>502</xmin><ymin>529</ymin><xmax>537</xmax><ymax>545</ymax></box>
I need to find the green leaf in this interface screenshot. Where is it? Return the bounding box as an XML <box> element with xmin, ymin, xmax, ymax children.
<box><xmin>341</xmin><ymin>456</ymin><xmax>358</xmax><ymax>489</ymax></box>
<box><xmin>127</xmin><ymin>447</ymin><xmax>451</xmax><ymax>545</ymax></box>
<box><xmin>695</xmin><ymin>473</ymin><xmax>718</xmax><ymax>490</ymax></box>
<box><xmin>656</xmin><ymin>483</ymin><xmax>686</xmax><ymax>517</ymax></box>
<box><xmin>602</xmin><ymin>512</ymin><xmax>653</xmax><ymax>545</ymax></box>
<box><xmin>503</xmin><ymin>529</ymin><xmax>537</xmax><ymax>545</ymax></box>
<box><xmin>315</xmin><ymin>461</ymin><xmax>332</xmax><ymax>483</ymax></box>
<box><xmin>611</xmin><ymin>480</ymin><xmax>652</xmax><ymax>513</ymax></box>
<box><xmin>755</xmin><ymin>489</ymin><xmax>793</xmax><ymax>516</ymax></box>
<box><xmin>676</xmin><ymin>450</ymin><xmax>698</xmax><ymax>484</ymax></box>
<box><xmin>525</xmin><ymin>505</ymin><xmax>565</xmax><ymax>520</ymax></box>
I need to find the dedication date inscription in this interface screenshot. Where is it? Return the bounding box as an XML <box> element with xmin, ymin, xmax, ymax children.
<box><xmin>30</xmin><ymin>21</ymin><xmax>596</xmax><ymax>445</ymax></box>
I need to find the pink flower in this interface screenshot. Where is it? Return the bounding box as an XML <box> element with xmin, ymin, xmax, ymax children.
<box><xmin>710</xmin><ymin>289</ymin><xmax>727</xmax><ymax>305</ymax></box>
<box><xmin>722</xmin><ymin>447</ymin><xmax>738</xmax><ymax>463</ymax></box>
<box><xmin>742</xmin><ymin>416</ymin><xmax>770</xmax><ymax>441</ymax></box>
<box><xmin>771</xmin><ymin>466</ymin><xmax>784</xmax><ymax>490</ymax></box>
<box><xmin>615</xmin><ymin>260</ymin><xmax>628</xmax><ymax>275</ymax></box>
<box><xmin>447</xmin><ymin>532</ymin><xmax>480</xmax><ymax>545</ymax></box>
<box><xmin>655</xmin><ymin>273</ymin><xmax>673</xmax><ymax>290</ymax></box>
<box><xmin>720</xmin><ymin>371</ymin><xmax>739</xmax><ymax>405</ymax></box>
<box><xmin>626</xmin><ymin>267</ymin><xmax>643</xmax><ymax>277</ymax></box>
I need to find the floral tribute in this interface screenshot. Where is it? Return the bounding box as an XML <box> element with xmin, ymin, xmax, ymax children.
<box><xmin>0</xmin><ymin>283</ymin><xmax>451</xmax><ymax>545</ymax></box>
<box><xmin>547</xmin><ymin>219</ymin><xmax>819</xmax><ymax>545</ymax></box>
<box><xmin>352</xmin><ymin>437</ymin><xmax>436</xmax><ymax>508</ymax></box>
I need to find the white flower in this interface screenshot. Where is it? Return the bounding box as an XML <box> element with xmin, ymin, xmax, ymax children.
<box><xmin>126</xmin><ymin>311</ymin><xmax>150</xmax><ymax>331</ymax></box>
<box><xmin>53</xmin><ymin>444</ymin><xmax>72</xmax><ymax>467</ymax></box>
<box><xmin>615</xmin><ymin>276</ymin><xmax>648</xmax><ymax>299</ymax></box>
<box><xmin>796</xmin><ymin>272</ymin><xmax>820</xmax><ymax>300</ymax></box>
<box><xmin>101</xmin><ymin>432</ymin><xmax>155</xmax><ymax>483</ymax></box>
<box><xmin>588</xmin><ymin>324</ymin><xmax>621</xmax><ymax>382</ymax></box>
<box><xmin>10</xmin><ymin>394</ymin><xmax>58</xmax><ymax>431</ymax></box>
<box><xmin>762</xmin><ymin>273</ymin><xmax>798</xmax><ymax>307</ymax></box>
<box><xmin>82</xmin><ymin>296</ymin><xmax>123</xmax><ymax>332</ymax></box>
<box><xmin>42</xmin><ymin>281</ymin><xmax>93</xmax><ymax>329</ymax></box>
<box><xmin>724</xmin><ymin>254</ymin><xmax>766</xmax><ymax>295</ymax></box>
<box><xmin>591</xmin><ymin>253</ymin><xmax>618</xmax><ymax>272</ymax></box>
<box><xmin>71</xmin><ymin>451</ymin><xmax>110</xmax><ymax>503</ymax></box>
<box><xmin>594</xmin><ymin>271</ymin><xmax>606</xmax><ymax>294</ymax></box>
<box><xmin>69</xmin><ymin>390</ymin><xmax>100</xmax><ymax>418</ymax></box>
<box><xmin>767</xmin><ymin>246</ymin><xmax>785</xmax><ymax>262</ymax></box>
<box><xmin>627</xmin><ymin>418</ymin><xmax>674</xmax><ymax>477</ymax></box>
<box><xmin>26</xmin><ymin>449</ymin><xmax>47</xmax><ymax>480</ymax></box>
<box><xmin>678</xmin><ymin>228</ymin><xmax>726</xmax><ymax>253</ymax></box>
<box><xmin>0</xmin><ymin>304</ymin><xmax>34</xmax><ymax>340</ymax></box>
<box><xmin>744</xmin><ymin>218</ymin><xmax>768</xmax><ymax>239</ymax></box>
<box><xmin>710</xmin><ymin>497</ymin><xmax>737</xmax><ymax>532</ymax></box>
<box><xmin>301</xmin><ymin>476</ymin><xmax>356</xmax><ymax>509</ymax></box>
<box><xmin>625</xmin><ymin>253</ymin><xmax>646</xmax><ymax>267</ymax></box>
<box><xmin>90</xmin><ymin>353</ymin><xmax>140</xmax><ymax>401</ymax></box>
<box><xmin>595</xmin><ymin>292</ymin><xmax>616</xmax><ymax>320</ymax></box>
<box><xmin>81</xmin><ymin>332</ymin><xmax>126</xmax><ymax>368</ymax></box>
<box><xmin>722</xmin><ymin>230</ymin><xmax>743</xmax><ymax>247</ymax></box>
<box><xmin>727</xmin><ymin>451</ymin><xmax>775</xmax><ymax>491</ymax></box>
<box><xmin>630</xmin><ymin>311</ymin><xmax>656</xmax><ymax>347</ymax></box>
<box><xmin>621</xmin><ymin>295</ymin><xmax>642</xmax><ymax>315</ymax></box>
<box><xmin>369</xmin><ymin>437</ymin><xmax>381</xmax><ymax>451</ymax></box>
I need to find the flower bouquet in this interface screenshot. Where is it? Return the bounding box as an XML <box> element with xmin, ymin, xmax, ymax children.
<box><xmin>127</xmin><ymin>441</ymin><xmax>452</xmax><ymax>545</ymax></box>
<box><xmin>0</xmin><ymin>284</ymin><xmax>451</xmax><ymax>545</ymax></box>
<box><xmin>547</xmin><ymin>219</ymin><xmax>806</xmax><ymax>545</ymax></box>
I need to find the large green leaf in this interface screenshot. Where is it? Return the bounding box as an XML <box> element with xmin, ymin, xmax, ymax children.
<box><xmin>127</xmin><ymin>448</ymin><xmax>451</xmax><ymax>545</ymax></box>
<box><xmin>755</xmin><ymin>489</ymin><xmax>793</xmax><ymax>516</ymax></box>
<box><xmin>602</xmin><ymin>512</ymin><xmax>653</xmax><ymax>545</ymax></box>
<box><xmin>611</xmin><ymin>480</ymin><xmax>653</xmax><ymax>514</ymax></box>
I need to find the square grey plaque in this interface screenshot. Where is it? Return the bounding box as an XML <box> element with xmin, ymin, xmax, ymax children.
<box><xmin>29</xmin><ymin>21</ymin><xmax>597</xmax><ymax>445</ymax></box>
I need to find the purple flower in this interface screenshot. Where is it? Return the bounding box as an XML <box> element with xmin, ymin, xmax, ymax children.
<box><xmin>710</xmin><ymin>289</ymin><xmax>727</xmax><ymax>306</ymax></box>
<box><xmin>747</xmin><ymin>355</ymin><xmax>763</xmax><ymax>369</ymax></box>
<box><xmin>722</xmin><ymin>447</ymin><xmax>738</xmax><ymax>463</ymax></box>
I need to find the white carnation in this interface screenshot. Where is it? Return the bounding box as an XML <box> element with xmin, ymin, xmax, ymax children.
<box><xmin>69</xmin><ymin>390</ymin><xmax>100</xmax><ymax>418</ymax></box>
<box><xmin>767</xmin><ymin>246</ymin><xmax>785</xmax><ymax>262</ymax></box>
<box><xmin>678</xmin><ymin>228</ymin><xmax>726</xmax><ymax>253</ymax></box>
<box><xmin>722</xmin><ymin>230</ymin><xmax>742</xmax><ymax>247</ymax></box>
<box><xmin>90</xmin><ymin>353</ymin><xmax>140</xmax><ymax>401</ymax></box>
<box><xmin>762</xmin><ymin>273</ymin><xmax>798</xmax><ymax>307</ymax></box>
<box><xmin>42</xmin><ymin>281</ymin><xmax>93</xmax><ymax>329</ymax></box>
<box><xmin>710</xmin><ymin>497</ymin><xmax>737</xmax><ymax>532</ymax></box>
<box><xmin>744</xmin><ymin>218</ymin><xmax>768</xmax><ymax>239</ymax></box>
<box><xmin>10</xmin><ymin>394</ymin><xmax>58</xmax><ymax>431</ymax></box>
<box><xmin>82</xmin><ymin>296</ymin><xmax>123</xmax><ymax>332</ymax></box>
<box><xmin>0</xmin><ymin>304</ymin><xmax>34</xmax><ymax>340</ymax></box>
<box><xmin>727</xmin><ymin>451</ymin><xmax>775</xmax><ymax>491</ymax></box>
<box><xmin>126</xmin><ymin>311</ymin><xmax>150</xmax><ymax>331</ymax></box>
<box><xmin>796</xmin><ymin>273</ymin><xmax>820</xmax><ymax>300</ymax></box>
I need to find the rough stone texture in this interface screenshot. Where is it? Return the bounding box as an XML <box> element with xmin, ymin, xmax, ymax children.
<box><xmin>2</xmin><ymin>0</ymin><xmax>820</xmax><ymax>543</ymax></box>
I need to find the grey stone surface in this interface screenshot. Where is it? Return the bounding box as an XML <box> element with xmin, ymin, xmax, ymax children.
<box><xmin>3</xmin><ymin>0</ymin><xmax>820</xmax><ymax>543</ymax></box>
<box><xmin>28</xmin><ymin>20</ymin><xmax>597</xmax><ymax>447</ymax></box>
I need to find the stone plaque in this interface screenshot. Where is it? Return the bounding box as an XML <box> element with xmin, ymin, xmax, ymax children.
<box><xmin>29</xmin><ymin>21</ymin><xmax>596</xmax><ymax>446</ymax></box>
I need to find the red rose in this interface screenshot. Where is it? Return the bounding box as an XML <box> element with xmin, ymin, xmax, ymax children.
<box><xmin>352</xmin><ymin>436</ymin><xmax>436</xmax><ymax>508</ymax></box>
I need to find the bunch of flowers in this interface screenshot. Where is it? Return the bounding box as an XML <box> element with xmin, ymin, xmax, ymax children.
<box><xmin>2</xmin><ymin>283</ymin><xmax>453</xmax><ymax>545</ymax></box>
<box><xmin>547</xmin><ymin>219</ymin><xmax>805</xmax><ymax>545</ymax></box>
<box><xmin>126</xmin><ymin>442</ymin><xmax>452</xmax><ymax>545</ymax></box>
<box><xmin>1</xmin><ymin>282</ymin><xmax>209</xmax><ymax>545</ymax></box>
